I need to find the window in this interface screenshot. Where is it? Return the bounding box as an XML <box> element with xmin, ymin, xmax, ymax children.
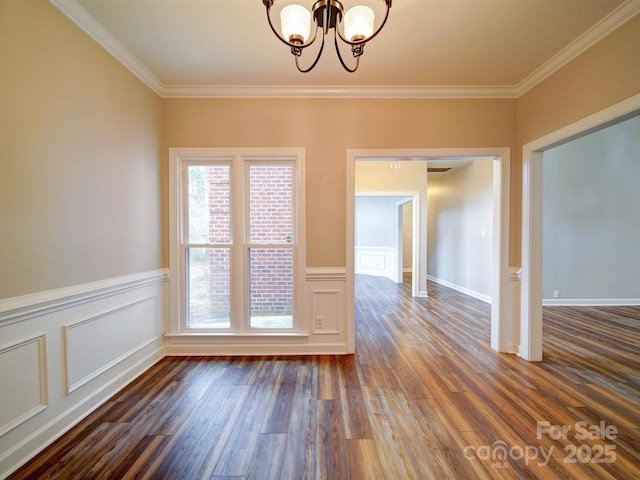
<box><xmin>169</xmin><ymin>149</ymin><xmax>305</xmax><ymax>335</ymax></box>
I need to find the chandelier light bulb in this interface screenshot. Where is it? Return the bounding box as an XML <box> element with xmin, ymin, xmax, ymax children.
<box><xmin>263</xmin><ymin>0</ymin><xmax>392</xmax><ymax>73</ymax></box>
<box><xmin>281</xmin><ymin>4</ymin><xmax>311</xmax><ymax>43</ymax></box>
<box><xmin>344</xmin><ymin>5</ymin><xmax>375</xmax><ymax>41</ymax></box>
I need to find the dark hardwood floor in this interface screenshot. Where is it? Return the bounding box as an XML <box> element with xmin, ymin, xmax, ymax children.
<box><xmin>9</xmin><ymin>275</ymin><xmax>640</xmax><ymax>479</ymax></box>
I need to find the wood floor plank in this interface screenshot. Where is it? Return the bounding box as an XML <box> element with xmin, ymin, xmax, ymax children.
<box><xmin>336</xmin><ymin>354</ymin><xmax>373</xmax><ymax>440</ymax></box>
<box><xmin>210</xmin><ymin>360</ymin><xmax>283</xmax><ymax>477</ymax></box>
<box><xmin>101</xmin><ymin>434</ymin><xmax>170</xmax><ymax>480</ymax></box>
<box><xmin>346</xmin><ymin>438</ymin><xmax>385</xmax><ymax>479</ymax></box>
<box><xmin>280</xmin><ymin>360</ymin><xmax>317</xmax><ymax>480</ymax></box>
<box><xmin>315</xmin><ymin>399</ymin><xmax>349</xmax><ymax>479</ymax></box>
<box><xmin>8</xmin><ymin>275</ymin><xmax>640</xmax><ymax>480</ymax></box>
<box><xmin>261</xmin><ymin>360</ymin><xmax>298</xmax><ymax>434</ymax></box>
<box><xmin>246</xmin><ymin>433</ymin><xmax>287</xmax><ymax>480</ymax></box>
<box><xmin>316</xmin><ymin>355</ymin><xmax>339</xmax><ymax>400</ymax></box>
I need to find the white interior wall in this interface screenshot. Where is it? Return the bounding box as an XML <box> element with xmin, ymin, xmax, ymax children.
<box><xmin>427</xmin><ymin>161</ymin><xmax>493</xmax><ymax>301</ymax></box>
<box><xmin>355</xmin><ymin>196</ymin><xmax>401</xmax><ymax>249</ymax></box>
<box><xmin>403</xmin><ymin>202</ymin><xmax>413</xmax><ymax>271</ymax></box>
<box><xmin>542</xmin><ymin>114</ymin><xmax>640</xmax><ymax>302</ymax></box>
<box><xmin>355</xmin><ymin>161</ymin><xmax>428</xmax><ymax>295</ymax></box>
<box><xmin>354</xmin><ymin>196</ymin><xmax>409</xmax><ymax>282</ymax></box>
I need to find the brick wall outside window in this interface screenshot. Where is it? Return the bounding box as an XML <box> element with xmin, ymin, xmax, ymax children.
<box><xmin>205</xmin><ymin>164</ymin><xmax>294</xmax><ymax>319</ymax></box>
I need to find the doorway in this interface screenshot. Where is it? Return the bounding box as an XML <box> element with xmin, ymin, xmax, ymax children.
<box><xmin>354</xmin><ymin>193</ymin><xmax>418</xmax><ymax>292</ymax></box>
<box><xmin>520</xmin><ymin>94</ymin><xmax>640</xmax><ymax>361</ymax></box>
<box><xmin>346</xmin><ymin>148</ymin><xmax>511</xmax><ymax>354</ymax></box>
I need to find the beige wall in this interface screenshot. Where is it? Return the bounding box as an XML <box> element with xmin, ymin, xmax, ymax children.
<box><xmin>3</xmin><ymin>0</ymin><xmax>638</xmax><ymax>301</ymax></box>
<box><xmin>163</xmin><ymin>98</ymin><xmax>516</xmax><ymax>267</ymax></box>
<box><xmin>513</xmin><ymin>14</ymin><xmax>640</xmax><ymax>261</ymax></box>
<box><xmin>427</xmin><ymin>161</ymin><xmax>493</xmax><ymax>296</ymax></box>
<box><xmin>355</xmin><ymin>160</ymin><xmax>429</xmax><ymax>192</ymax></box>
<box><xmin>0</xmin><ymin>0</ymin><xmax>163</xmax><ymax>299</ymax></box>
<box><xmin>517</xmin><ymin>14</ymin><xmax>640</xmax><ymax>145</ymax></box>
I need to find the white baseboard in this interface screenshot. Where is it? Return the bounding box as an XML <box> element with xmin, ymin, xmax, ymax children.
<box><xmin>543</xmin><ymin>298</ymin><xmax>640</xmax><ymax>306</ymax></box>
<box><xmin>427</xmin><ymin>275</ymin><xmax>492</xmax><ymax>304</ymax></box>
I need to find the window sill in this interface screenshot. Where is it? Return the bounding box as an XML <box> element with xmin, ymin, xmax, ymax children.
<box><xmin>164</xmin><ymin>331</ymin><xmax>309</xmax><ymax>343</ymax></box>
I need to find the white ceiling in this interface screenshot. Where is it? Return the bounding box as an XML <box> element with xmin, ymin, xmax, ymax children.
<box><xmin>52</xmin><ymin>0</ymin><xmax>639</xmax><ymax>98</ymax></box>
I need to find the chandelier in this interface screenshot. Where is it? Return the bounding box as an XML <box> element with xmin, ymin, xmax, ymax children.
<box><xmin>262</xmin><ymin>0</ymin><xmax>392</xmax><ymax>73</ymax></box>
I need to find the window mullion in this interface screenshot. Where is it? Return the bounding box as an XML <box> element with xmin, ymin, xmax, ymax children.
<box><xmin>231</xmin><ymin>155</ymin><xmax>247</xmax><ymax>333</ymax></box>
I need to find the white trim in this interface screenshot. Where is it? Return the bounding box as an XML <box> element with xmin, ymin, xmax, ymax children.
<box><xmin>49</xmin><ymin>0</ymin><xmax>640</xmax><ymax>100</ymax></box>
<box><xmin>162</xmin><ymin>84</ymin><xmax>518</xmax><ymax>99</ymax></box>
<box><xmin>164</xmin><ymin>332</ymin><xmax>309</xmax><ymax>342</ymax></box>
<box><xmin>355</xmin><ymin>247</ymin><xmax>401</xmax><ymax>283</ymax></box>
<box><xmin>48</xmin><ymin>0</ymin><xmax>164</xmax><ymax>95</ymax></box>
<box><xmin>516</xmin><ymin>0</ymin><xmax>640</xmax><ymax>96</ymax></box>
<box><xmin>509</xmin><ymin>267</ymin><xmax>522</xmax><ymax>281</ymax></box>
<box><xmin>168</xmin><ymin>147</ymin><xmax>307</xmax><ymax>338</ymax></box>
<box><xmin>427</xmin><ymin>276</ymin><xmax>492</xmax><ymax>304</ymax></box>
<box><xmin>0</xmin><ymin>272</ymin><xmax>166</xmax><ymax>479</ymax></box>
<box><xmin>305</xmin><ymin>267</ymin><xmax>347</xmax><ymax>282</ymax></box>
<box><xmin>543</xmin><ymin>299</ymin><xmax>640</xmax><ymax>306</ymax></box>
<box><xmin>347</xmin><ymin>148</ymin><xmax>511</xmax><ymax>356</ymax></box>
<box><xmin>0</xmin><ymin>347</ymin><xmax>163</xmax><ymax>478</ymax></box>
<box><xmin>63</xmin><ymin>296</ymin><xmax>160</xmax><ymax>394</ymax></box>
<box><xmin>506</xmin><ymin>267</ymin><xmax>522</xmax><ymax>355</ymax></box>
<box><xmin>311</xmin><ymin>290</ymin><xmax>341</xmax><ymax>335</ymax></box>
<box><xmin>0</xmin><ymin>334</ymin><xmax>48</xmax><ymax>438</ymax></box>
<box><xmin>0</xmin><ymin>269</ymin><xmax>168</xmax><ymax>327</ymax></box>
<box><xmin>164</xmin><ymin>342</ymin><xmax>348</xmax><ymax>356</ymax></box>
<box><xmin>520</xmin><ymin>93</ymin><xmax>640</xmax><ymax>362</ymax></box>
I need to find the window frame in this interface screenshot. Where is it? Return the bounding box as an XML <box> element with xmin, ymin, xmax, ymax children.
<box><xmin>168</xmin><ymin>148</ymin><xmax>306</xmax><ymax>336</ymax></box>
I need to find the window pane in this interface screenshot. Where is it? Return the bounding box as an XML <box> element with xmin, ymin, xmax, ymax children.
<box><xmin>187</xmin><ymin>165</ymin><xmax>230</xmax><ymax>244</ymax></box>
<box><xmin>248</xmin><ymin>248</ymin><xmax>293</xmax><ymax>329</ymax></box>
<box><xmin>249</xmin><ymin>164</ymin><xmax>293</xmax><ymax>244</ymax></box>
<box><xmin>187</xmin><ymin>247</ymin><xmax>230</xmax><ymax>328</ymax></box>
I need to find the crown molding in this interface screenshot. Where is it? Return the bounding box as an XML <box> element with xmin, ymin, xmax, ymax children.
<box><xmin>50</xmin><ymin>0</ymin><xmax>639</xmax><ymax>100</ymax></box>
<box><xmin>161</xmin><ymin>84</ymin><xmax>517</xmax><ymax>99</ymax></box>
<box><xmin>515</xmin><ymin>0</ymin><xmax>640</xmax><ymax>96</ymax></box>
<box><xmin>49</xmin><ymin>0</ymin><xmax>164</xmax><ymax>95</ymax></box>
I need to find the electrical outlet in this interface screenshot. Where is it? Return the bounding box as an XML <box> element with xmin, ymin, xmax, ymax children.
<box><xmin>315</xmin><ymin>316</ymin><xmax>324</xmax><ymax>328</ymax></box>
<box><xmin>553</xmin><ymin>290</ymin><xmax>560</xmax><ymax>298</ymax></box>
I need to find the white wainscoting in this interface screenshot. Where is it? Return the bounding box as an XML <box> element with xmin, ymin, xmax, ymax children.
<box><xmin>0</xmin><ymin>269</ymin><xmax>167</xmax><ymax>480</ymax></box>
<box><xmin>355</xmin><ymin>247</ymin><xmax>400</xmax><ymax>283</ymax></box>
<box><xmin>0</xmin><ymin>334</ymin><xmax>48</xmax><ymax>438</ymax></box>
<box><xmin>507</xmin><ymin>267</ymin><xmax>522</xmax><ymax>355</ymax></box>
<box><xmin>164</xmin><ymin>267</ymin><xmax>349</xmax><ymax>355</ymax></box>
<box><xmin>307</xmin><ymin>268</ymin><xmax>346</xmax><ymax>339</ymax></box>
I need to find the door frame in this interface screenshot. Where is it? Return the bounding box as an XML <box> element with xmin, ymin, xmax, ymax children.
<box><xmin>397</xmin><ymin>197</ymin><xmax>414</xmax><ymax>285</ymax></box>
<box><xmin>347</xmin><ymin>148</ymin><xmax>511</xmax><ymax>354</ymax></box>
<box><xmin>520</xmin><ymin>93</ymin><xmax>640</xmax><ymax>361</ymax></box>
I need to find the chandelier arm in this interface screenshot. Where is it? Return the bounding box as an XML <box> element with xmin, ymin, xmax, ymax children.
<box><xmin>263</xmin><ymin>1</ymin><xmax>321</xmax><ymax>50</ymax></box>
<box><xmin>334</xmin><ymin>27</ymin><xmax>359</xmax><ymax>73</ymax></box>
<box><xmin>335</xmin><ymin>0</ymin><xmax>392</xmax><ymax>46</ymax></box>
<box><xmin>263</xmin><ymin>0</ymin><xmax>391</xmax><ymax>72</ymax></box>
<box><xmin>295</xmin><ymin>30</ymin><xmax>327</xmax><ymax>73</ymax></box>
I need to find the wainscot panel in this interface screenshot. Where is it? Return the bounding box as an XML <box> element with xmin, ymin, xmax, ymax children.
<box><xmin>0</xmin><ymin>270</ymin><xmax>168</xmax><ymax>480</ymax></box>
<box><xmin>164</xmin><ymin>267</ymin><xmax>348</xmax><ymax>355</ymax></box>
